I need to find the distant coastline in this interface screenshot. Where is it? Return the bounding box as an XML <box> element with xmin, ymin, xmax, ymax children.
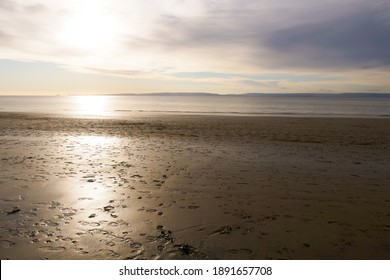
<box><xmin>1</xmin><ymin>92</ymin><xmax>390</xmax><ymax>98</ymax></box>
<box><xmin>103</xmin><ymin>92</ymin><xmax>390</xmax><ymax>98</ymax></box>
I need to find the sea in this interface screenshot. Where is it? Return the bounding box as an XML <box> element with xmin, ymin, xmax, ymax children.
<box><xmin>0</xmin><ymin>95</ymin><xmax>389</xmax><ymax>118</ymax></box>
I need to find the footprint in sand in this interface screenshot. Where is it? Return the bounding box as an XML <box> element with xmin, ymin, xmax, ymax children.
<box><xmin>98</xmin><ymin>249</ymin><xmax>120</xmax><ymax>258</ymax></box>
<box><xmin>0</xmin><ymin>240</ymin><xmax>16</xmax><ymax>248</ymax></box>
<box><xmin>211</xmin><ymin>225</ymin><xmax>233</xmax><ymax>235</ymax></box>
<box><xmin>74</xmin><ymin>248</ymin><xmax>89</xmax><ymax>255</ymax></box>
<box><xmin>79</xmin><ymin>221</ymin><xmax>100</xmax><ymax>227</ymax></box>
<box><xmin>228</xmin><ymin>248</ymin><xmax>253</xmax><ymax>255</ymax></box>
<box><xmin>5</xmin><ymin>206</ymin><xmax>21</xmax><ymax>215</ymax></box>
<box><xmin>103</xmin><ymin>205</ymin><xmax>114</xmax><ymax>212</ymax></box>
<box><xmin>42</xmin><ymin>220</ymin><xmax>59</xmax><ymax>227</ymax></box>
<box><xmin>39</xmin><ymin>246</ymin><xmax>66</xmax><ymax>252</ymax></box>
<box><xmin>78</xmin><ymin>197</ymin><xmax>94</xmax><ymax>201</ymax></box>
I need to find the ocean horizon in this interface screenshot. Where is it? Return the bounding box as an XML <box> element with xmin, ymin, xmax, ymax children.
<box><xmin>1</xmin><ymin>94</ymin><xmax>390</xmax><ymax>118</ymax></box>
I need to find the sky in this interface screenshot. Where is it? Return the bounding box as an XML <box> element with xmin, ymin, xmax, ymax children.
<box><xmin>0</xmin><ymin>0</ymin><xmax>390</xmax><ymax>95</ymax></box>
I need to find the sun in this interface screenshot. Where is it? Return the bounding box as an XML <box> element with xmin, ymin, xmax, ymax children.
<box><xmin>59</xmin><ymin>4</ymin><xmax>120</xmax><ymax>50</ymax></box>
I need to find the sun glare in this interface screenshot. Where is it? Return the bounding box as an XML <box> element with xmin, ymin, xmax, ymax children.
<box><xmin>59</xmin><ymin>4</ymin><xmax>120</xmax><ymax>50</ymax></box>
<box><xmin>72</xmin><ymin>95</ymin><xmax>109</xmax><ymax>116</ymax></box>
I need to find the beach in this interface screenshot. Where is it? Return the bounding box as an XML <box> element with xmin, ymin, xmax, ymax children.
<box><xmin>0</xmin><ymin>112</ymin><xmax>389</xmax><ymax>259</ymax></box>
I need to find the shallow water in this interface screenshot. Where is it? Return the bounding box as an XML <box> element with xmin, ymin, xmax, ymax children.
<box><xmin>1</xmin><ymin>95</ymin><xmax>389</xmax><ymax>118</ymax></box>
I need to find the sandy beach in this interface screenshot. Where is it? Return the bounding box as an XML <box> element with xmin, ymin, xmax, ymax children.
<box><xmin>0</xmin><ymin>112</ymin><xmax>389</xmax><ymax>259</ymax></box>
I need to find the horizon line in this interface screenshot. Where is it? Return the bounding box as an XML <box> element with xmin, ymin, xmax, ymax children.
<box><xmin>1</xmin><ymin>92</ymin><xmax>390</xmax><ymax>97</ymax></box>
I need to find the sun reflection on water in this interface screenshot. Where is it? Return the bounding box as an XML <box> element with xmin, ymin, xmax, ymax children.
<box><xmin>72</xmin><ymin>96</ymin><xmax>110</xmax><ymax>116</ymax></box>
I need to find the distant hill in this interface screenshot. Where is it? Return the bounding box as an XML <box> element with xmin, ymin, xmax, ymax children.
<box><xmin>242</xmin><ymin>93</ymin><xmax>390</xmax><ymax>98</ymax></box>
<box><xmin>113</xmin><ymin>92</ymin><xmax>218</xmax><ymax>97</ymax></box>
<box><xmin>112</xmin><ymin>92</ymin><xmax>390</xmax><ymax>98</ymax></box>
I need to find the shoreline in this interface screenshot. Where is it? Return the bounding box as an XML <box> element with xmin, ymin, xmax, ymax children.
<box><xmin>0</xmin><ymin>112</ymin><xmax>389</xmax><ymax>259</ymax></box>
<box><xmin>1</xmin><ymin>109</ymin><xmax>390</xmax><ymax>119</ymax></box>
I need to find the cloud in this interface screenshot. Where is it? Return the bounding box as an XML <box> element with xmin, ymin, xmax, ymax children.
<box><xmin>24</xmin><ymin>4</ymin><xmax>47</xmax><ymax>13</ymax></box>
<box><xmin>259</xmin><ymin>6</ymin><xmax>390</xmax><ymax>70</ymax></box>
<box><xmin>0</xmin><ymin>0</ymin><xmax>16</xmax><ymax>11</ymax></box>
<box><xmin>238</xmin><ymin>79</ymin><xmax>279</xmax><ymax>88</ymax></box>
<box><xmin>115</xmin><ymin>0</ymin><xmax>390</xmax><ymax>74</ymax></box>
<box><xmin>0</xmin><ymin>29</ymin><xmax>9</xmax><ymax>39</ymax></box>
<box><xmin>0</xmin><ymin>0</ymin><xmax>389</xmax><ymax>93</ymax></box>
<box><xmin>81</xmin><ymin>67</ymin><xmax>156</xmax><ymax>78</ymax></box>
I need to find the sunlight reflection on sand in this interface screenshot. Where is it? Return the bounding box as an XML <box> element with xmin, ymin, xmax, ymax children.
<box><xmin>1</xmin><ymin>114</ymin><xmax>389</xmax><ymax>259</ymax></box>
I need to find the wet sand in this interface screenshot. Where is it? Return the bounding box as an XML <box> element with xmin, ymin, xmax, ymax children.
<box><xmin>0</xmin><ymin>112</ymin><xmax>389</xmax><ymax>259</ymax></box>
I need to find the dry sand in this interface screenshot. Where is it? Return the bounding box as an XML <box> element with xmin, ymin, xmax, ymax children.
<box><xmin>0</xmin><ymin>112</ymin><xmax>389</xmax><ymax>259</ymax></box>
